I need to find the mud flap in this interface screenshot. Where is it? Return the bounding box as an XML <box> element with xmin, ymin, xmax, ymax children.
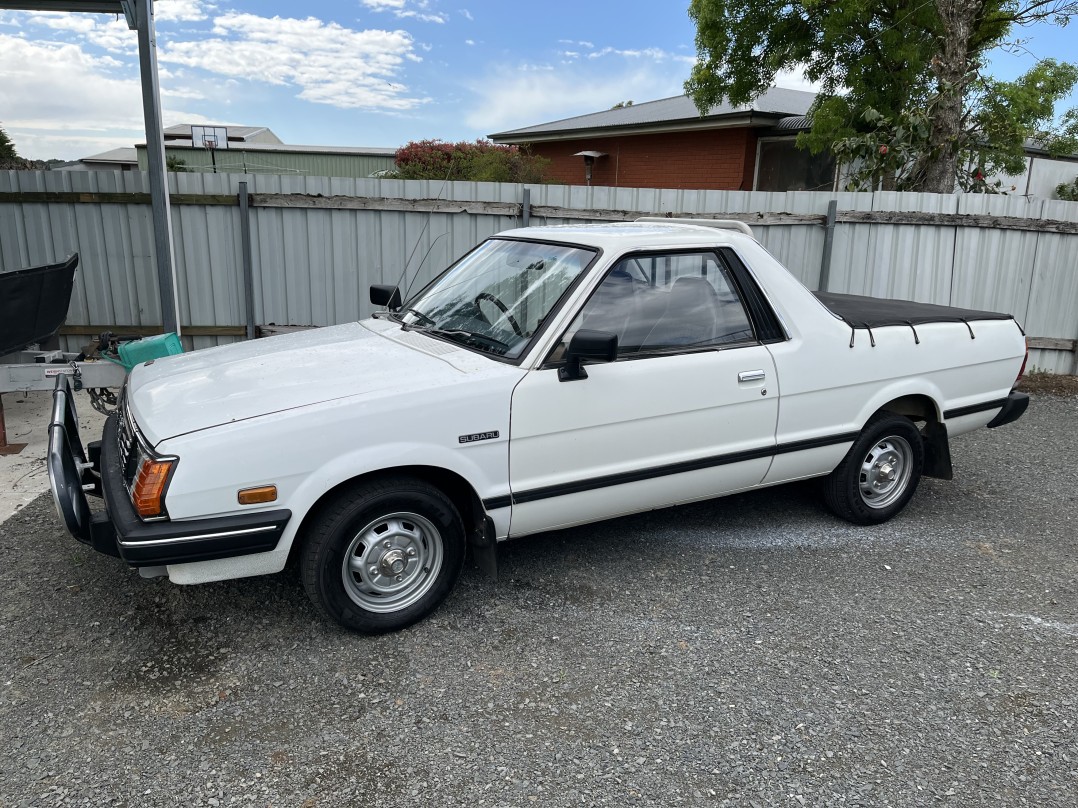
<box><xmin>469</xmin><ymin>516</ymin><xmax>498</xmax><ymax>580</ymax></box>
<box><xmin>922</xmin><ymin>421</ymin><xmax>953</xmax><ymax>480</ymax></box>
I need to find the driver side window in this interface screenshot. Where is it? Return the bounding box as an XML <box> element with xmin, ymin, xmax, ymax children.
<box><xmin>553</xmin><ymin>251</ymin><xmax>755</xmax><ymax>361</ymax></box>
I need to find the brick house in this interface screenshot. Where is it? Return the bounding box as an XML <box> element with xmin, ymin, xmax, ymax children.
<box><xmin>489</xmin><ymin>88</ymin><xmax>835</xmax><ymax>192</ymax></box>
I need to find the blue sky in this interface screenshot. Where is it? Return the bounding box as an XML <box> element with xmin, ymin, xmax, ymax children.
<box><xmin>0</xmin><ymin>0</ymin><xmax>1075</xmax><ymax>161</ymax></box>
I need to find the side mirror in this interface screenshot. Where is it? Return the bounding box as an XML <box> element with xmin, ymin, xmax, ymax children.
<box><xmin>370</xmin><ymin>284</ymin><xmax>402</xmax><ymax>310</ymax></box>
<box><xmin>559</xmin><ymin>329</ymin><xmax>618</xmax><ymax>382</ymax></box>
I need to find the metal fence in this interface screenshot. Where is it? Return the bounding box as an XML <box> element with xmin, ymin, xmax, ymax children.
<box><xmin>2</xmin><ymin>169</ymin><xmax>1076</xmax><ymax>372</ymax></box>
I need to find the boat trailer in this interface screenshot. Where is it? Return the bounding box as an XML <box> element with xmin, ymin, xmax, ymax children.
<box><xmin>0</xmin><ymin>255</ymin><xmax>127</xmax><ymax>454</ymax></box>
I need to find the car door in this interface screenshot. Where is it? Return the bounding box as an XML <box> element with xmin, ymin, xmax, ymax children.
<box><xmin>507</xmin><ymin>249</ymin><xmax>780</xmax><ymax>536</ymax></box>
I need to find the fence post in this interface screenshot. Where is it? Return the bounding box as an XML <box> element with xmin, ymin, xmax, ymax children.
<box><xmin>522</xmin><ymin>187</ymin><xmax>531</xmax><ymax>228</ymax></box>
<box><xmin>818</xmin><ymin>199</ymin><xmax>838</xmax><ymax>291</ymax></box>
<box><xmin>238</xmin><ymin>181</ymin><xmax>256</xmax><ymax>340</ymax></box>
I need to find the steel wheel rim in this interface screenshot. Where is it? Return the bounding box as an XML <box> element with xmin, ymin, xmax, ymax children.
<box><xmin>858</xmin><ymin>435</ymin><xmax>914</xmax><ymax>509</ymax></box>
<box><xmin>341</xmin><ymin>511</ymin><xmax>444</xmax><ymax>613</ymax></box>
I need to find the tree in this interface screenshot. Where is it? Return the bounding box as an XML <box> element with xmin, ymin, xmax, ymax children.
<box><xmin>166</xmin><ymin>155</ymin><xmax>189</xmax><ymax>172</ymax></box>
<box><xmin>685</xmin><ymin>0</ymin><xmax>1078</xmax><ymax>193</ymax></box>
<box><xmin>0</xmin><ymin>124</ymin><xmax>19</xmax><ymax>164</ymax></box>
<box><xmin>833</xmin><ymin>60</ymin><xmax>1078</xmax><ymax>191</ymax></box>
<box><xmin>390</xmin><ymin>140</ymin><xmax>549</xmax><ymax>183</ymax></box>
<box><xmin>1057</xmin><ymin>175</ymin><xmax>1078</xmax><ymax>200</ymax></box>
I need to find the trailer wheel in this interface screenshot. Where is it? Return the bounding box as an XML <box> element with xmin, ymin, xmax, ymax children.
<box><xmin>824</xmin><ymin>413</ymin><xmax>924</xmax><ymax>525</ymax></box>
<box><xmin>301</xmin><ymin>477</ymin><xmax>466</xmax><ymax>633</ymax></box>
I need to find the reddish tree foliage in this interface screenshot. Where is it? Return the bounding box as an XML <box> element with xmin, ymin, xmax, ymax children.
<box><xmin>392</xmin><ymin>139</ymin><xmax>549</xmax><ymax>182</ymax></box>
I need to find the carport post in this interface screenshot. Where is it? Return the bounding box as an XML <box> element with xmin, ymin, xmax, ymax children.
<box><xmin>134</xmin><ymin>0</ymin><xmax>182</xmax><ymax>336</ymax></box>
<box><xmin>0</xmin><ymin>2</ymin><xmax>180</xmax><ymax>333</ymax></box>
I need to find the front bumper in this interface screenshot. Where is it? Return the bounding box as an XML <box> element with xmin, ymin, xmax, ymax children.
<box><xmin>47</xmin><ymin>374</ymin><xmax>291</xmax><ymax>568</ymax></box>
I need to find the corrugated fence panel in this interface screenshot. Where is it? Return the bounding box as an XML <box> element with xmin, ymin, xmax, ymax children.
<box><xmin>950</xmin><ymin>195</ymin><xmax>1042</xmax><ymax>319</ymax></box>
<box><xmin>1</xmin><ymin>171</ymin><xmax>1076</xmax><ymax>371</ymax></box>
<box><xmin>866</xmin><ymin>192</ymin><xmax>957</xmax><ymax>304</ymax></box>
<box><xmin>1025</xmin><ymin>199</ymin><xmax>1078</xmax><ymax>374</ymax></box>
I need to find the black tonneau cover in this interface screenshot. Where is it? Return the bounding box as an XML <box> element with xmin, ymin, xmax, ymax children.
<box><xmin>813</xmin><ymin>291</ymin><xmax>1018</xmax><ymax>347</ymax></box>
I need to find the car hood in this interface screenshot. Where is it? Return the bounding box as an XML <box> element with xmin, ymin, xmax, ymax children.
<box><xmin>127</xmin><ymin>320</ymin><xmax>514</xmax><ymax>445</ymax></box>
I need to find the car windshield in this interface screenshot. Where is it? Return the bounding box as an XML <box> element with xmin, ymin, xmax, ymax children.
<box><xmin>395</xmin><ymin>238</ymin><xmax>597</xmax><ymax>359</ymax></box>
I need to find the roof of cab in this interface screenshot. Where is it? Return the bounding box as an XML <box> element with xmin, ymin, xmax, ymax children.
<box><xmin>492</xmin><ymin>221</ymin><xmax>756</xmax><ymax>251</ymax></box>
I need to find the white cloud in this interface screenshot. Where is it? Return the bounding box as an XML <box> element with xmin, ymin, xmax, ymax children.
<box><xmin>155</xmin><ymin>0</ymin><xmax>209</xmax><ymax>23</ymax></box>
<box><xmin>26</xmin><ymin>13</ymin><xmax>97</xmax><ymax>34</ymax></box>
<box><xmin>0</xmin><ymin>34</ymin><xmax>144</xmax><ymax>158</ymax></box>
<box><xmin>465</xmin><ymin>38</ymin><xmax>474</xmax><ymax>46</ymax></box>
<box><xmin>361</xmin><ymin>0</ymin><xmax>447</xmax><ymax>24</ymax></box>
<box><xmin>774</xmin><ymin>66</ymin><xmax>824</xmax><ymax>95</ymax></box>
<box><xmin>160</xmin><ymin>13</ymin><xmax>426</xmax><ymax>111</ymax></box>
<box><xmin>586</xmin><ymin>46</ymin><xmax>694</xmax><ymax>65</ymax></box>
<box><xmin>86</xmin><ymin>18</ymin><xmax>138</xmax><ymax>54</ymax></box>
<box><xmin>467</xmin><ymin>65</ymin><xmax>686</xmax><ymax>133</ymax></box>
<box><xmin>458</xmin><ymin>9</ymin><xmax>473</xmax><ymax>21</ymax></box>
<box><xmin>20</xmin><ymin>11</ymin><xmax>137</xmax><ymax>54</ymax></box>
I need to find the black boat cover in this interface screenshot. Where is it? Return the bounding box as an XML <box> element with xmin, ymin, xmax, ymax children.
<box><xmin>0</xmin><ymin>254</ymin><xmax>78</xmax><ymax>356</ymax></box>
<box><xmin>813</xmin><ymin>291</ymin><xmax>1018</xmax><ymax>347</ymax></box>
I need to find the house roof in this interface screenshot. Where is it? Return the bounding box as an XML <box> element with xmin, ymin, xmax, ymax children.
<box><xmin>146</xmin><ymin>141</ymin><xmax>396</xmax><ymax>157</ymax></box>
<box><xmin>490</xmin><ymin>88</ymin><xmax>817</xmax><ymax>143</ymax></box>
<box><xmin>80</xmin><ymin>147</ymin><xmax>139</xmax><ymax>164</ymax></box>
<box><xmin>162</xmin><ymin>124</ymin><xmax>281</xmax><ymax>143</ymax></box>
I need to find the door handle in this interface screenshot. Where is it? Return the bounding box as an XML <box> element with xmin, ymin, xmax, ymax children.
<box><xmin>738</xmin><ymin>370</ymin><xmax>766</xmax><ymax>382</ymax></box>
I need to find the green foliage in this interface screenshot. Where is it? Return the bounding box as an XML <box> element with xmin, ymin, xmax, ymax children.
<box><xmin>686</xmin><ymin>0</ymin><xmax>941</xmax><ymax>136</ymax></box>
<box><xmin>391</xmin><ymin>139</ymin><xmax>549</xmax><ymax>183</ymax></box>
<box><xmin>1058</xmin><ymin>176</ymin><xmax>1078</xmax><ymax>200</ymax></box>
<box><xmin>0</xmin><ymin>124</ymin><xmax>18</xmax><ymax>162</ymax></box>
<box><xmin>611</xmin><ymin>100</ymin><xmax>634</xmax><ymax>109</ymax></box>
<box><xmin>166</xmin><ymin>155</ymin><xmax>188</xmax><ymax>172</ymax></box>
<box><xmin>686</xmin><ymin>0</ymin><xmax>1078</xmax><ymax>193</ymax></box>
<box><xmin>833</xmin><ymin>60</ymin><xmax>1078</xmax><ymax>193</ymax></box>
<box><xmin>968</xmin><ymin>59</ymin><xmax>1078</xmax><ymax>177</ymax></box>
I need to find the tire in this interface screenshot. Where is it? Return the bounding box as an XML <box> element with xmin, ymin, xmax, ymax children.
<box><xmin>301</xmin><ymin>477</ymin><xmax>466</xmax><ymax>633</ymax></box>
<box><xmin>823</xmin><ymin>413</ymin><xmax>924</xmax><ymax>525</ymax></box>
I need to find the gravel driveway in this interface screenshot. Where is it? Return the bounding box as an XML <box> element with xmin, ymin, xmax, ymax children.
<box><xmin>2</xmin><ymin>394</ymin><xmax>1076</xmax><ymax>807</ymax></box>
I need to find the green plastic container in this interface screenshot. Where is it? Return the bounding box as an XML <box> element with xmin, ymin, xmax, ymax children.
<box><xmin>117</xmin><ymin>332</ymin><xmax>183</xmax><ymax>371</ymax></box>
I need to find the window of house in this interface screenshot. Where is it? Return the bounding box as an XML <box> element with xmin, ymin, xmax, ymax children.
<box><xmin>755</xmin><ymin>138</ymin><xmax>836</xmax><ymax>192</ymax></box>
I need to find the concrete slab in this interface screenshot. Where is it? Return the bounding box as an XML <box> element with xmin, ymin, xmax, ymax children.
<box><xmin>0</xmin><ymin>390</ymin><xmax>109</xmax><ymax>523</ymax></box>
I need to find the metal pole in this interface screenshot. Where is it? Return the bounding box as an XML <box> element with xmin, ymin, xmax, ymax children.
<box><xmin>135</xmin><ymin>0</ymin><xmax>181</xmax><ymax>336</ymax></box>
<box><xmin>238</xmin><ymin>181</ymin><xmax>256</xmax><ymax>340</ymax></box>
<box><xmin>522</xmin><ymin>187</ymin><xmax>531</xmax><ymax>228</ymax></box>
<box><xmin>818</xmin><ymin>199</ymin><xmax>838</xmax><ymax>292</ymax></box>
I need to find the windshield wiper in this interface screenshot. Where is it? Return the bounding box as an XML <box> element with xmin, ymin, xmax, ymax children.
<box><xmin>397</xmin><ymin>306</ymin><xmax>436</xmax><ymax>327</ymax></box>
<box><xmin>418</xmin><ymin>327</ymin><xmax>510</xmax><ymax>354</ymax></box>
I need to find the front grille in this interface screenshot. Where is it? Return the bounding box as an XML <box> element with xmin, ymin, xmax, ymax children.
<box><xmin>115</xmin><ymin>388</ymin><xmax>140</xmax><ymax>489</ymax></box>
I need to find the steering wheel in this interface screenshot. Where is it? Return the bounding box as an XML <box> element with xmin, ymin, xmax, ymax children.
<box><xmin>474</xmin><ymin>292</ymin><xmax>524</xmax><ymax>337</ymax></box>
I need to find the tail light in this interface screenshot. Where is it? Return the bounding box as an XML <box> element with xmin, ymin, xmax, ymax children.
<box><xmin>1016</xmin><ymin>338</ymin><xmax>1028</xmax><ymax>386</ymax></box>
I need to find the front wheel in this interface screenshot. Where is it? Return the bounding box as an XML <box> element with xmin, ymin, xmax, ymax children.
<box><xmin>301</xmin><ymin>477</ymin><xmax>466</xmax><ymax>633</ymax></box>
<box><xmin>823</xmin><ymin>413</ymin><xmax>924</xmax><ymax>525</ymax></box>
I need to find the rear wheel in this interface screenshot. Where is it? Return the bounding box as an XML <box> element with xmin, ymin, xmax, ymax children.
<box><xmin>301</xmin><ymin>477</ymin><xmax>466</xmax><ymax>633</ymax></box>
<box><xmin>824</xmin><ymin>413</ymin><xmax>924</xmax><ymax>525</ymax></box>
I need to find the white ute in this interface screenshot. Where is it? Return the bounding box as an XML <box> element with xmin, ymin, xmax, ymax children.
<box><xmin>48</xmin><ymin>221</ymin><xmax>1029</xmax><ymax>633</ymax></box>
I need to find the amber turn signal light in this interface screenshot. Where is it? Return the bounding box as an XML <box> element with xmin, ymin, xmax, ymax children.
<box><xmin>238</xmin><ymin>485</ymin><xmax>277</xmax><ymax>505</ymax></box>
<box><xmin>132</xmin><ymin>458</ymin><xmax>175</xmax><ymax>518</ymax></box>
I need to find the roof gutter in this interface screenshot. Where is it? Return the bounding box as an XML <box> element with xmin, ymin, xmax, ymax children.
<box><xmin>491</xmin><ymin>113</ymin><xmax>788</xmax><ymax>144</ymax></box>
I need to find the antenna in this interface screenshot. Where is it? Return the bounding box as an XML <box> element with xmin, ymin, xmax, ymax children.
<box><xmin>391</xmin><ymin>159</ymin><xmax>458</xmax><ymax>308</ymax></box>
